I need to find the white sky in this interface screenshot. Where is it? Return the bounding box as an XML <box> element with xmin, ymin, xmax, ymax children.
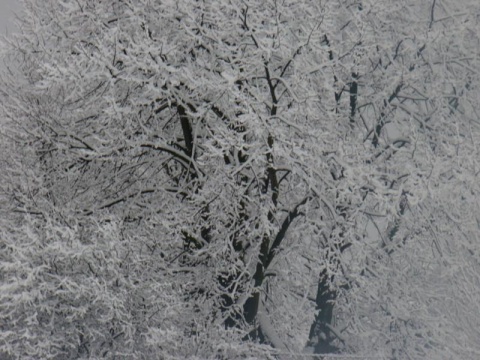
<box><xmin>0</xmin><ymin>0</ymin><xmax>20</xmax><ymax>35</ymax></box>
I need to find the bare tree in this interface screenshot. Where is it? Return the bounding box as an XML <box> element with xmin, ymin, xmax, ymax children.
<box><xmin>1</xmin><ymin>0</ymin><xmax>479</xmax><ymax>359</ymax></box>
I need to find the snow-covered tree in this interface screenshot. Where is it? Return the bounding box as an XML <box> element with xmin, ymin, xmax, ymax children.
<box><xmin>1</xmin><ymin>0</ymin><xmax>479</xmax><ymax>359</ymax></box>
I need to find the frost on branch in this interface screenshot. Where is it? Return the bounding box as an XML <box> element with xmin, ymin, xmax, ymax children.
<box><xmin>1</xmin><ymin>0</ymin><xmax>480</xmax><ymax>359</ymax></box>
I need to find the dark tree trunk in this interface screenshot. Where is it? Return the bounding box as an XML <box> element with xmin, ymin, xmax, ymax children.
<box><xmin>307</xmin><ymin>269</ymin><xmax>339</xmax><ymax>354</ymax></box>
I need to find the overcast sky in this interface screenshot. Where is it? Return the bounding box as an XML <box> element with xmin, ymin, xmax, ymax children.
<box><xmin>0</xmin><ymin>0</ymin><xmax>20</xmax><ymax>35</ymax></box>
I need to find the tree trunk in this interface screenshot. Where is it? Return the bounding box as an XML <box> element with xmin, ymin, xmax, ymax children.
<box><xmin>307</xmin><ymin>269</ymin><xmax>339</xmax><ymax>354</ymax></box>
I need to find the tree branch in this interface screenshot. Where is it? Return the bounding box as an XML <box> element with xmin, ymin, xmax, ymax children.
<box><xmin>265</xmin><ymin>196</ymin><xmax>310</xmax><ymax>269</ymax></box>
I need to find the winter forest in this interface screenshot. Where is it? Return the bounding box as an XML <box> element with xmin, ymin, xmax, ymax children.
<box><xmin>0</xmin><ymin>0</ymin><xmax>479</xmax><ymax>359</ymax></box>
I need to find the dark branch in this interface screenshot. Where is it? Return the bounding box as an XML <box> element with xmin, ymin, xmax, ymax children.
<box><xmin>177</xmin><ymin>104</ymin><xmax>194</xmax><ymax>157</ymax></box>
<box><xmin>265</xmin><ymin>196</ymin><xmax>310</xmax><ymax>269</ymax></box>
